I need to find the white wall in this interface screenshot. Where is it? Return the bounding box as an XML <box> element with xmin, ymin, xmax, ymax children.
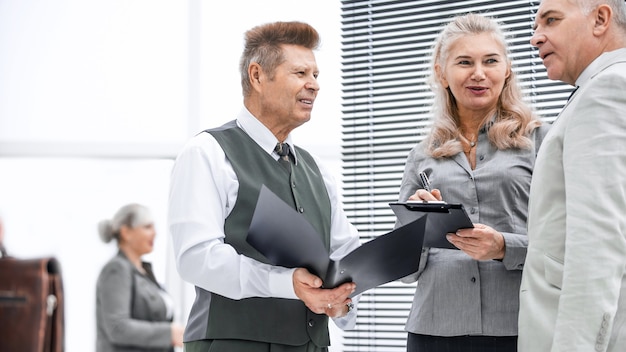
<box><xmin>0</xmin><ymin>1</ymin><xmax>344</xmax><ymax>351</ymax></box>
<box><xmin>0</xmin><ymin>158</ymin><xmax>175</xmax><ymax>351</ymax></box>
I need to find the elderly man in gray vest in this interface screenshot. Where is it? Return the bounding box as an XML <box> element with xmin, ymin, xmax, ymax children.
<box><xmin>168</xmin><ymin>21</ymin><xmax>361</xmax><ymax>352</ymax></box>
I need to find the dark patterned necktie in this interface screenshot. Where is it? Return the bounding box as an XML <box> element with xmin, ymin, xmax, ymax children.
<box><xmin>274</xmin><ymin>142</ymin><xmax>292</xmax><ymax>171</ymax></box>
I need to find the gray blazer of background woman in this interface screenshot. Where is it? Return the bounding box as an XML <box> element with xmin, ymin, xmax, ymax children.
<box><xmin>96</xmin><ymin>204</ymin><xmax>182</xmax><ymax>352</ymax></box>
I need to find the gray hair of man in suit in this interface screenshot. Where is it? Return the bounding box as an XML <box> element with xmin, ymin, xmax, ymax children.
<box><xmin>576</xmin><ymin>0</ymin><xmax>626</xmax><ymax>31</ymax></box>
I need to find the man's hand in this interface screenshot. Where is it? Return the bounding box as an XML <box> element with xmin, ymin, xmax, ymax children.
<box><xmin>293</xmin><ymin>268</ymin><xmax>355</xmax><ymax>317</ymax></box>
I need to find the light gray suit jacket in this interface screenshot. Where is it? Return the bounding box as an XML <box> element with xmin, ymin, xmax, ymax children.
<box><xmin>96</xmin><ymin>251</ymin><xmax>174</xmax><ymax>352</ymax></box>
<box><xmin>519</xmin><ymin>49</ymin><xmax>626</xmax><ymax>352</ymax></box>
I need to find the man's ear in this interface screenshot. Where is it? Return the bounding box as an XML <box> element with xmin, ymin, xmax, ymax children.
<box><xmin>593</xmin><ymin>4</ymin><xmax>612</xmax><ymax>36</ymax></box>
<box><xmin>249</xmin><ymin>62</ymin><xmax>263</xmax><ymax>87</ymax></box>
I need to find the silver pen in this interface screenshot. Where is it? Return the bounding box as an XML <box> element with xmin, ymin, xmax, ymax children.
<box><xmin>419</xmin><ymin>171</ymin><xmax>431</xmax><ymax>192</ymax></box>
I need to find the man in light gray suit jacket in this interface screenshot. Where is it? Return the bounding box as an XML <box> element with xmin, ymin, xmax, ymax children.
<box><xmin>518</xmin><ymin>0</ymin><xmax>626</xmax><ymax>351</ymax></box>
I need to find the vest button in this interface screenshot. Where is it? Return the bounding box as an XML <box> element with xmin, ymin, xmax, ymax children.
<box><xmin>299</xmin><ymin>207</ymin><xmax>304</xmax><ymax>213</ymax></box>
<box><xmin>308</xmin><ymin>319</ymin><xmax>315</xmax><ymax>327</ymax></box>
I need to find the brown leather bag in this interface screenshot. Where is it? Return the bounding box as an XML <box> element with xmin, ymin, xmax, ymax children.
<box><xmin>0</xmin><ymin>249</ymin><xmax>65</xmax><ymax>352</ymax></box>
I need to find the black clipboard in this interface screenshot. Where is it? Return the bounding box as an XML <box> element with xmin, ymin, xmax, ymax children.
<box><xmin>389</xmin><ymin>201</ymin><xmax>474</xmax><ymax>249</ymax></box>
<box><xmin>246</xmin><ymin>185</ymin><xmax>428</xmax><ymax>297</ymax></box>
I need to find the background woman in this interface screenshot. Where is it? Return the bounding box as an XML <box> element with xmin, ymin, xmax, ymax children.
<box><xmin>96</xmin><ymin>203</ymin><xmax>184</xmax><ymax>352</ymax></box>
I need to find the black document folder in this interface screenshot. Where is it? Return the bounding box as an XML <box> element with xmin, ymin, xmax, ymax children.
<box><xmin>389</xmin><ymin>201</ymin><xmax>474</xmax><ymax>249</ymax></box>
<box><xmin>247</xmin><ymin>185</ymin><xmax>428</xmax><ymax>297</ymax></box>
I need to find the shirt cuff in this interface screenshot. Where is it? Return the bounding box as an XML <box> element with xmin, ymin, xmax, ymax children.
<box><xmin>500</xmin><ymin>232</ymin><xmax>528</xmax><ymax>270</ymax></box>
<box><xmin>269</xmin><ymin>266</ymin><xmax>298</xmax><ymax>299</ymax></box>
<box><xmin>332</xmin><ymin>299</ymin><xmax>359</xmax><ymax>330</ymax></box>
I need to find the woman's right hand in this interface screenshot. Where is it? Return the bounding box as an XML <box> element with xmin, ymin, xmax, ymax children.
<box><xmin>408</xmin><ymin>188</ymin><xmax>442</xmax><ymax>202</ymax></box>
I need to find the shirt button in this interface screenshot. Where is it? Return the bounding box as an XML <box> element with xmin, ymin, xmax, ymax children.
<box><xmin>470</xmin><ymin>207</ymin><xmax>477</xmax><ymax>214</ymax></box>
<box><xmin>299</xmin><ymin>207</ymin><xmax>304</xmax><ymax>213</ymax></box>
<box><xmin>479</xmin><ymin>155</ymin><xmax>485</xmax><ymax>161</ymax></box>
<box><xmin>308</xmin><ymin>319</ymin><xmax>315</xmax><ymax>327</ymax></box>
<box><xmin>471</xmin><ymin>277</ymin><xmax>476</xmax><ymax>283</ymax></box>
<box><xmin>291</xmin><ymin>182</ymin><xmax>296</xmax><ymax>188</ymax></box>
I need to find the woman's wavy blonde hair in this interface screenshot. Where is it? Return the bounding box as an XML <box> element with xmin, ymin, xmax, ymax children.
<box><xmin>426</xmin><ymin>13</ymin><xmax>541</xmax><ymax>158</ymax></box>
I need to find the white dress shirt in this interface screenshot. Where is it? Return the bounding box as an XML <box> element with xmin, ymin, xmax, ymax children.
<box><xmin>168</xmin><ymin>107</ymin><xmax>361</xmax><ymax>328</ymax></box>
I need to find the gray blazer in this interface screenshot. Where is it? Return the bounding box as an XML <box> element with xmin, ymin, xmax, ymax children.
<box><xmin>398</xmin><ymin>122</ymin><xmax>549</xmax><ymax>336</ymax></box>
<box><xmin>96</xmin><ymin>251</ymin><xmax>173</xmax><ymax>352</ymax></box>
<box><xmin>519</xmin><ymin>49</ymin><xmax>626</xmax><ymax>352</ymax></box>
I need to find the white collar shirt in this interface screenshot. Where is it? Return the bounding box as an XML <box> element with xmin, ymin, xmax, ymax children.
<box><xmin>167</xmin><ymin>106</ymin><xmax>360</xmax><ymax>328</ymax></box>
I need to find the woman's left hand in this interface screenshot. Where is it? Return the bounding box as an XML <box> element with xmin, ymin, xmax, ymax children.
<box><xmin>446</xmin><ymin>223</ymin><xmax>505</xmax><ymax>260</ymax></box>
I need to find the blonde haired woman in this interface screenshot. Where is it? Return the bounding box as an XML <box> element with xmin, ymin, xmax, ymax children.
<box><xmin>397</xmin><ymin>13</ymin><xmax>549</xmax><ymax>351</ymax></box>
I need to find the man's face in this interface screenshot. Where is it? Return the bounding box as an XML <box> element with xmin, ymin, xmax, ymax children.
<box><xmin>531</xmin><ymin>0</ymin><xmax>596</xmax><ymax>85</ymax></box>
<box><xmin>259</xmin><ymin>44</ymin><xmax>320</xmax><ymax>131</ymax></box>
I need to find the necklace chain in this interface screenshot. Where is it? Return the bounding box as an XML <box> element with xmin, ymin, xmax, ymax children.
<box><xmin>460</xmin><ymin>133</ymin><xmax>477</xmax><ymax>153</ymax></box>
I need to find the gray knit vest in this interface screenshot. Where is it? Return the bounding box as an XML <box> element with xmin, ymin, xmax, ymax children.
<box><xmin>183</xmin><ymin>120</ymin><xmax>332</xmax><ymax>347</ymax></box>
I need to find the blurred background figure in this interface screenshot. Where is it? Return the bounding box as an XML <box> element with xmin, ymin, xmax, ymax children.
<box><xmin>96</xmin><ymin>203</ymin><xmax>184</xmax><ymax>352</ymax></box>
